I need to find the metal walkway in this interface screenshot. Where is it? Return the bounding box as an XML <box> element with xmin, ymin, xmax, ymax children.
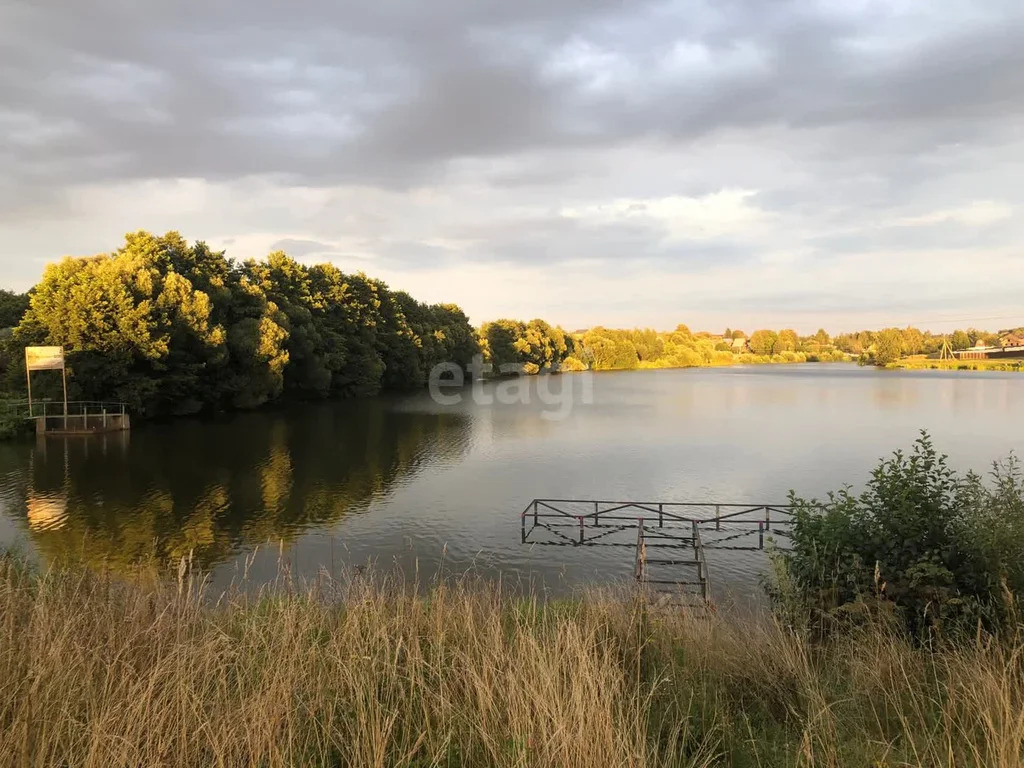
<box><xmin>634</xmin><ymin>519</ymin><xmax>712</xmax><ymax>607</ymax></box>
<box><xmin>4</xmin><ymin>399</ymin><xmax>130</xmax><ymax>435</ymax></box>
<box><xmin>520</xmin><ymin>499</ymin><xmax>803</xmax><ymax>608</ymax></box>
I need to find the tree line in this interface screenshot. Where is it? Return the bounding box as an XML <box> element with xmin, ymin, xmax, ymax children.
<box><xmin>478</xmin><ymin>322</ymin><xmax>847</xmax><ymax>372</ymax></box>
<box><xmin>0</xmin><ymin>231</ymin><xmax>1017</xmax><ymax>419</ymax></box>
<box><xmin>478</xmin><ymin>322</ymin><xmax>1019</xmax><ymax>372</ymax></box>
<box><xmin>1</xmin><ymin>231</ymin><xmax>477</xmax><ymax>416</ymax></box>
<box><xmin>835</xmin><ymin>326</ymin><xmax>1021</xmax><ymax>366</ymax></box>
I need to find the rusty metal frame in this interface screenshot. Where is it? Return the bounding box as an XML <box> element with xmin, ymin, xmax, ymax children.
<box><xmin>520</xmin><ymin>498</ymin><xmax>803</xmax><ymax>550</ymax></box>
<box><xmin>519</xmin><ymin>497</ymin><xmax>818</xmax><ymax>608</ymax></box>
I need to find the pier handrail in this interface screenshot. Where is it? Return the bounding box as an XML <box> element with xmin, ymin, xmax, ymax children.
<box><xmin>634</xmin><ymin>520</ymin><xmax>646</xmax><ymax>582</ymax></box>
<box><xmin>692</xmin><ymin>520</ymin><xmax>711</xmax><ymax>603</ymax></box>
<box><xmin>5</xmin><ymin>399</ymin><xmax>129</xmax><ymax>419</ymax></box>
<box><xmin>520</xmin><ymin>498</ymin><xmax>809</xmax><ymax>524</ymax></box>
<box><xmin>520</xmin><ymin>497</ymin><xmax>814</xmax><ymax>608</ymax></box>
<box><xmin>520</xmin><ymin>497</ymin><xmax>818</xmax><ymax>550</ymax></box>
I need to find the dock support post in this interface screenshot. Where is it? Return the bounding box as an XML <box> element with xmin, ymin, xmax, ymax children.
<box><xmin>758</xmin><ymin>521</ymin><xmax>764</xmax><ymax>550</ymax></box>
<box><xmin>693</xmin><ymin>520</ymin><xmax>706</xmax><ymax>603</ymax></box>
<box><xmin>62</xmin><ymin>367</ymin><xmax>68</xmax><ymax>431</ymax></box>
<box><xmin>521</xmin><ymin>511</ymin><xmax>526</xmax><ymax>543</ymax></box>
<box><xmin>634</xmin><ymin>520</ymin><xmax>645</xmax><ymax>582</ymax></box>
<box><xmin>578</xmin><ymin>516</ymin><xmax>584</xmax><ymax>545</ymax></box>
<box><xmin>715</xmin><ymin>504</ymin><xmax>720</xmax><ymax>530</ymax></box>
<box><xmin>658</xmin><ymin>503</ymin><xmax>663</xmax><ymax>528</ymax></box>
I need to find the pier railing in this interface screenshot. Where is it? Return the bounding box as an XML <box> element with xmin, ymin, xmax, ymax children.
<box><xmin>4</xmin><ymin>400</ymin><xmax>130</xmax><ymax>435</ymax></box>
<box><xmin>5</xmin><ymin>399</ymin><xmax>128</xmax><ymax>419</ymax></box>
<box><xmin>520</xmin><ymin>498</ymin><xmax>813</xmax><ymax>609</ymax></box>
<box><xmin>520</xmin><ymin>498</ymin><xmax>801</xmax><ymax>550</ymax></box>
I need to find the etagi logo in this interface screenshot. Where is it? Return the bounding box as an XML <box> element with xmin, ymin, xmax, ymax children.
<box><xmin>428</xmin><ymin>355</ymin><xmax>593</xmax><ymax>421</ymax></box>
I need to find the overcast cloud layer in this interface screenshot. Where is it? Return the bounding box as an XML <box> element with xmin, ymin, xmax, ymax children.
<box><xmin>2</xmin><ymin>0</ymin><xmax>1022</xmax><ymax>332</ymax></box>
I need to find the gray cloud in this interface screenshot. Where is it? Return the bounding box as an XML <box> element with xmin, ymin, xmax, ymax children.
<box><xmin>1</xmin><ymin>0</ymin><xmax>1023</xmax><ymax>328</ymax></box>
<box><xmin>5</xmin><ymin>0</ymin><xmax>1023</xmax><ymax>193</ymax></box>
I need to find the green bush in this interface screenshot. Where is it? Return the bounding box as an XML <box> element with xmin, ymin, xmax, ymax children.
<box><xmin>772</xmin><ymin>432</ymin><xmax>1024</xmax><ymax>638</ymax></box>
<box><xmin>0</xmin><ymin>406</ymin><xmax>31</xmax><ymax>440</ymax></box>
<box><xmin>558</xmin><ymin>355</ymin><xmax>588</xmax><ymax>372</ymax></box>
<box><xmin>806</xmin><ymin>349</ymin><xmax>848</xmax><ymax>363</ymax></box>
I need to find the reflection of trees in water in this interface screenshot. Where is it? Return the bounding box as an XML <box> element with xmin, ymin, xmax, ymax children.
<box><xmin>4</xmin><ymin>400</ymin><xmax>471</xmax><ymax>574</ymax></box>
<box><xmin>259</xmin><ymin>422</ymin><xmax>293</xmax><ymax>519</ymax></box>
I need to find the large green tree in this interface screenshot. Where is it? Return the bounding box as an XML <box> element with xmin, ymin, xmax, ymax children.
<box><xmin>748</xmin><ymin>330</ymin><xmax>779</xmax><ymax>356</ymax></box>
<box><xmin>951</xmin><ymin>329</ymin><xmax>971</xmax><ymax>351</ymax></box>
<box><xmin>13</xmin><ymin>231</ymin><xmax>477</xmax><ymax>415</ymax></box>
<box><xmin>776</xmin><ymin>329</ymin><xmax>799</xmax><ymax>353</ymax></box>
<box><xmin>872</xmin><ymin>328</ymin><xmax>904</xmax><ymax>365</ymax></box>
<box><xmin>0</xmin><ymin>290</ymin><xmax>29</xmax><ymax>329</ymax></box>
<box><xmin>478</xmin><ymin>318</ymin><xmax>572</xmax><ymax>372</ymax></box>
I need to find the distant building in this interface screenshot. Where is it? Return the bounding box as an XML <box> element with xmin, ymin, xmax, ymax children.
<box><xmin>731</xmin><ymin>337</ymin><xmax>747</xmax><ymax>350</ymax></box>
<box><xmin>955</xmin><ymin>346</ymin><xmax>990</xmax><ymax>360</ymax></box>
<box><xmin>956</xmin><ymin>336</ymin><xmax>1024</xmax><ymax>360</ymax></box>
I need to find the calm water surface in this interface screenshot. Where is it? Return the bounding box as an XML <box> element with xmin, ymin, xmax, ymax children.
<box><xmin>0</xmin><ymin>365</ymin><xmax>1020</xmax><ymax>600</ymax></box>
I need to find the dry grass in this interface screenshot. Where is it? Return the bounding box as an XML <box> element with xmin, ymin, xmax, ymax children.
<box><xmin>1</xmin><ymin>557</ymin><xmax>1023</xmax><ymax>767</ymax></box>
<box><xmin>891</xmin><ymin>358</ymin><xmax>1023</xmax><ymax>372</ymax></box>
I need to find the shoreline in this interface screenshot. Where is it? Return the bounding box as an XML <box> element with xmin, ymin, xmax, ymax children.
<box><xmin>888</xmin><ymin>358</ymin><xmax>1023</xmax><ymax>372</ymax></box>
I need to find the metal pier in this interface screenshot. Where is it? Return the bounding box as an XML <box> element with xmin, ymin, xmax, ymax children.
<box><xmin>520</xmin><ymin>499</ymin><xmax>805</xmax><ymax>608</ymax></box>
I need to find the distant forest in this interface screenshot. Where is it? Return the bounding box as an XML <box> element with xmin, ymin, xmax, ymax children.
<box><xmin>0</xmin><ymin>231</ymin><xmax>1019</xmax><ymax>418</ymax></box>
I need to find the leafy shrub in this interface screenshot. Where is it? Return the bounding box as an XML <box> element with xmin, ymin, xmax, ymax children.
<box><xmin>772</xmin><ymin>432</ymin><xmax>1024</xmax><ymax>638</ymax></box>
<box><xmin>0</xmin><ymin>405</ymin><xmax>32</xmax><ymax>440</ymax></box>
<box><xmin>558</xmin><ymin>355</ymin><xmax>588</xmax><ymax>372</ymax></box>
<box><xmin>806</xmin><ymin>349</ymin><xmax>848</xmax><ymax>363</ymax></box>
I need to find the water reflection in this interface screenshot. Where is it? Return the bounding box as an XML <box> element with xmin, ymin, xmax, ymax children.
<box><xmin>0</xmin><ymin>400</ymin><xmax>471</xmax><ymax>574</ymax></box>
<box><xmin>0</xmin><ymin>366</ymin><xmax>1021</xmax><ymax>595</ymax></box>
<box><xmin>27</xmin><ymin>492</ymin><xmax>68</xmax><ymax>531</ymax></box>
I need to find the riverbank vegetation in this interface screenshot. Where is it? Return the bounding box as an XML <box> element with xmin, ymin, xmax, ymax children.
<box><xmin>0</xmin><ymin>233</ymin><xmax>844</xmax><ymax>420</ymax></box>
<box><xmin>2</xmin><ymin>232</ymin><xmax>478</xmax><ymax>417</ymax></box>
<box><xmin>0</xmin><ymin>232</ymin><xmax>856</xmax><ymax>425</ymax></box>
<box><xmin>835</xmin><ymin>326</ymin><xmax>1016</xmax><ymax>359</ymax></box>
<box><xmin>0</xmin><ymin>231</ymin><xmax>1019</xmax><ymax>423</ymax></box>
<box><xmin>3</xmin><ymin>553</ymin><xmax>1024</xmax><ymax>767</ymax></box>
<box><xmin>888</xmin><ymin>357</ymin><xmax>1023</xmax><ymax>372</ymax></box>
<box><xmin>776</xmin><ymin>433</ymin><xmax>1024</xmax><ymax>639</ymax></box>
<box><xmin>845</xmin><ymin>326</ymin><xmax>1024</xmax><ymax>367</ymax></box>
<box><xmin>479</xmin><ymin>321</ymin><xmax>849</xmax><ymax>374</ymax></box>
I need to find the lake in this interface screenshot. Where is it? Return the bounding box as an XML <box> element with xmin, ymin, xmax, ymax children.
<box><xmin>1</xmin><ymin>364</ymin><xmax>1021</xmax><ymax>601</ymax></box>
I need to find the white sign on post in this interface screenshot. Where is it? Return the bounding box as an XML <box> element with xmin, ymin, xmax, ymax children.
<box><xmin>24</xmin><ymin>345</ymin><xmax>68</xmax><ymax>422</ymax></box>
<box><xmin>25</xmin><ymin>346</ymin><xmax>65</xmax><ymax>371</ymax></box>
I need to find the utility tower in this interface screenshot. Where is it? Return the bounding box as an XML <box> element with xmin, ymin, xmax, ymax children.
<box><xmin>938</xmin><ymin>336</ymin><xmax>954</xmax><ymax>361</ymax></box>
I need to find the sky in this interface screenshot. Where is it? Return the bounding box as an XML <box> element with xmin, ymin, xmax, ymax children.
<box><xmin>1</xmin><ymin>0</ymin><xmax>1022</xmax><ymax>334</ymax></box>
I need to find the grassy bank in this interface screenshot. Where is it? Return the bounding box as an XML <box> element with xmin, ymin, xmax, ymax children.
<box><xmin>2</xmin><ymin>558</ymin><xmax>1022</xmax><ymax>767</ymax></box>
<box><xmin>889</xmin><ymin>357</ymin><xmax>1023</xmax><ymax>372</ymax></box>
